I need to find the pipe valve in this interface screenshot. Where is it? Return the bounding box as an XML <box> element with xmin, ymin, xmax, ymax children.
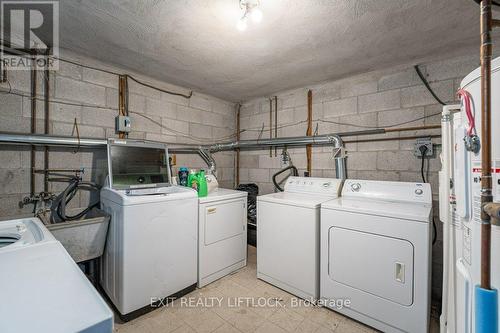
<box><xmin>484</xmin><ymin>202</ymin><xmax>500</xmax><ymax>226</ymax></box>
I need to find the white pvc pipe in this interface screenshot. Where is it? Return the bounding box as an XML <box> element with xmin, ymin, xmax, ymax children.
<box><xmin>440</xmin><ymin>104</ymin><xmax>461</xmax><ymax>333</ymax></box>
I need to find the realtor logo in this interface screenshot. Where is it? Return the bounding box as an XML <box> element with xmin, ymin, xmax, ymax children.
<box><xmin>1</xmin><ymin>0</ymin><xmax>59</xmax><ymax>70</ymax></box>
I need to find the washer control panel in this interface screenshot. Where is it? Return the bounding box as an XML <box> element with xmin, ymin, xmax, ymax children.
<box><xmin>342</xmin><ymin>179</ymin><xmax>432</xmax><ymax>203</ymax></box>
<box><xmin>284</xmin><ymin>177</ymin><xmax>343</xmax><ymax>196</ymax></box>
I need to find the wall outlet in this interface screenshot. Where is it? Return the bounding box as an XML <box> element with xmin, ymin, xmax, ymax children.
<box><xmin>115</xmin><ymin>115</ymin><xmax>131</xmax><ymax>133</ymax></box>
<box><xmin>414</xmin><ymin>137</ymin><xmax>433</xmax><ymax>157</ymax></box>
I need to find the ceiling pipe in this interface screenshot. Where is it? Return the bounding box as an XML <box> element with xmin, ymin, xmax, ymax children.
<box><xmin>0</xmin><ymin>132</ymin><xmax>213</xmax><ymax>169</ymax></box>
<box><xmin>209</xmin><ymin>134</ymin><xmax>340</xmax><ymax>151</ymax></box>
<box><xmin>208</xmin><ymin>132</ymin><xmax>359</xmax><ymax>180</ymax></box>
<box><xmin>30</xmin><ymin>57</ymin><xmax>37</xmax><ymax>197</ymax></box>
<box><xmin>0</xmin><ymin>128</ymin><xmax>386</xmax><ymax>180</ymax></box>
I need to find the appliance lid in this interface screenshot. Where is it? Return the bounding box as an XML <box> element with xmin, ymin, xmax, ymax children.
<box><xmin>199</xmin><ymin>188</ymin><xmax>248</xmax><ymax>203</ymax></box>
<box><xmin>322</xmin><ymin>197</ymin><xmax>432</xmax><ymax>222</ymax></box>
<box><xmin>101</xmin><ymin>185</ymin><xmax>197</xmax><ymax>206</ymax></box>
<box><xmin>0</xmin><ymin>241</ymin><xmax>113</xmax><ymax>332</ymax></box>
<box><xmin>284</xmin><ymin>176</ymin><xmax>343</xmax><ymax>196</ymax></box>
<box><xmin>258</xmin><ymin>191</ymin><xmax>337</xmax><ymax>209</ymax></box>
<box><xmin>107</xmin><ymin>139</ymin><xmax>171</xmax><ymax>190</ymax></box>
<box><xmin>0</xmin><ymin>218</ymin><xmax>55</xmax><ymax>251</ymax></box>
<box><xmin>341</xmin><ymin>179</ymin><xmax>432</xmax><ymax>204</ymax></box>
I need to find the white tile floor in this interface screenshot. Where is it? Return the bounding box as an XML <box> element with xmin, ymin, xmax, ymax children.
<box><xmin>114</xmin><ymin>246</ymin><xmax>439</xmax><ymax>333</ymax></box>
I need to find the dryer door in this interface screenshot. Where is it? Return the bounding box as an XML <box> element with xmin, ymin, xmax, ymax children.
<box><xmin>204</xmin><ymin>199</ymin><xmax>245</xmax><ymax>245</ymax></box>
<box><xmin>328</xmin><ymin>227</ymin><xmax>414</xmax><ymax>306</ymax></box>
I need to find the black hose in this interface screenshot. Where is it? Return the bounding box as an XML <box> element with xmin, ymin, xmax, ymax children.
<box><xmin>419</xmin><ymin>146</ymin><xmax>437</xmax><ymax>245</ymax></box>
<box><xmin>472</xmin><ymin>0</ymin><xmax>500</xmax><ymax>6</ymax></box>
<box><xmin>420</xmin><ymin>152</ymin><xmax>427</xmax><ymax>184</ymax></box>
<box><xmin>414</xmin><ymin>65</ymin><xmax>446</xmax><ymax>106</ymax></box>
<box><xmin>272</xmin><ymin>165</ymin><xmax>299</xmax><ymax>192</ymax></box>
<box><xmin>56</xmin><ymin>178</ymin><xmax>100</xmax><ymax>221</ymax></box>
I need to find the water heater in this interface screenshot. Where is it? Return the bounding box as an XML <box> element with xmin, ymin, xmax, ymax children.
<box><xmin>440</xmin><ymin>58</ymin><xmax>500</xmax><ymax>333</ymax></box>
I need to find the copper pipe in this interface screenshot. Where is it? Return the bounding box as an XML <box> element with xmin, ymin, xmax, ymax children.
<box><xmin>270</xmin><ymin>98</ymin><xmax>274</xmax><ymax>156</ymax></box>
<box><xmin>235</xmin><ymin>103</ymin><xmax>241</xmax><ymax>186</ymax></box>
<box><xmin>274</xmin><ymin>96</ymin><xmax>278</xmax><ymax>156</ymax></box>
<box><xmin>44</xmin><ymin>49</ymin><xmax>50</xmax><ymax>193</ymax></box>
<box><xmin>343</xmin><ymin>134</ymin><xmax>441</xmax><ymax>144</ymax></box>
<box><xmin>480</xmin><ymin>0</ymin><xmax>493</xmax><ymax>290</ymax></box>
<box><xmin>118</xmin><ymin>75</ymin><xmax>127</xmax><ymax>139</ymax></box>
<box><xmin>306</xmin><ymin>90</ymin><xmax>313</xmax><ymax>175</ymax></box>
<box><xmin>385</xmin><ymin>124</ymin><xmax>441</xmax><ymax>132</ymax></box>
<box><xmin>30</xmin><ymin>56</ymin><xmax>37</xmax><ymax>197</ymax></box>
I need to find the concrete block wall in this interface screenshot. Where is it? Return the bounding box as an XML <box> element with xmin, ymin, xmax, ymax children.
<box><xmin>0</xmin><ymin>50</ymin><xmax>236</xmax><ymax>218</ymax></box>
<box><xmin>237</xmin><ymin>53</ymin><xmax>482</xmax><ymax>302</ymax></box>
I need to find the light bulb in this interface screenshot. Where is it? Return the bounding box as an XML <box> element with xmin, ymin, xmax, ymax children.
<box><xmin>237</xmin><ymin>17</ymin><xmax>247</xmax><ymax>31</ymax></box>
<box><xmin>251</xmin><ymin>8</ymin><xmax>262</xmax><ymax>23</ymax></box>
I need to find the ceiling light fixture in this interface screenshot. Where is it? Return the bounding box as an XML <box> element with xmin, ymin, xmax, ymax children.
<box><xmin>237</xmin><ymin>0</ymin><xmax>262</xmax><ymax>31</ymax></box>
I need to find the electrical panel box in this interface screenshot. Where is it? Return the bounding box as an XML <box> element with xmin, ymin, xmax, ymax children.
<box><xmin>115</xmin><ymin>115</ymin><xmax>131</xmax><ymax>133</ymax></box>
<box><xmin>414</xmin><ymin>137</ymin><xmax>433</xmax><ymax>157</ymax></box>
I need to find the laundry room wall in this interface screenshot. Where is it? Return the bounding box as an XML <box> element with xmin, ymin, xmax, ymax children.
<box><xmin>0</xmin><ymin>50</ymin><xmax>236</xmax><ymax>219</ymax></box>
<box><xmin>237</xmin><ymin>52</ymin><xmax>483</xmax><ymax>304</ymax></box>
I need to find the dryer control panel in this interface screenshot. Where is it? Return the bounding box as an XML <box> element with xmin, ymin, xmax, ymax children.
<box><xmin>342</xmin><ymin>179</ymin><xmax>432</xmax><ymax>204</ymax></box>
<box><xmin>284</xmin><ymin>177</ymin><xmax>343</xmax><ymax>197</ymax></box>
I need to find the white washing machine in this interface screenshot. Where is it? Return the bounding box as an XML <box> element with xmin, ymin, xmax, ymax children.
<box><xmin>257</xmin><ymin>177</ymin><xmax>343</xmax><ymax>300</ymax></box>
<box><xmin>198</xmin><ymin>188</ymin><xmax>248</xmax><ymax>287</ymax></box>
<box><xmin>320</xmin><ymin>179</ymin><xmax>432</xmax><ymax>333</ymax></box>
<box><xmin>100</xmin><ymin>139</ymin><xmax>198</xmax><ymax>321</ymax></box>
<box><xmin>0</xmin><ymin>217</ymin><xmax>113</xmax><ymax>333</ymax></box>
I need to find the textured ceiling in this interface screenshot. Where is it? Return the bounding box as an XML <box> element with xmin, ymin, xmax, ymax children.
<box><xmin>59</xmin><ymin>0</ymin><xmax>480</xmax><ymax>101</ymax></box>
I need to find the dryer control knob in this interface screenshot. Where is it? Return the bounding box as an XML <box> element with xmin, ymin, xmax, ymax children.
<box><xmin>351</xmin><ymin>183</ymin><xmax>361</xmax><ymax>191</ymax></box>
<box><xmin>415</xmin><ymin>189</ymin><xmax>423</xmax><ymax>195</ymax></box>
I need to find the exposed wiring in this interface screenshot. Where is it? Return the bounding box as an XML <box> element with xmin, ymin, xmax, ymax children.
<box><xmin>257</xmin><ymin>123</ymin><xmax>265</xmax><ymax>140</ymax></box>
<box><xmin>0</xmin><ymin>82</ymin><xmax>232</xmax><ymax>144</ymax></box>
<box><xmin>240</xmin><ymin>111</ymin><xmax>442</xmax><ymax>133</ymax></box>
<box><xmin>0</xmin><ymin>84</ymin><xmax>119</xmax><ymax>110</ymax></box>
<box><xmin>128</xmin><ymin>111</ymin><xmax>238</xmax><ymax>143</ymax></box>
<box><xmin>457</xmin><ymin>89</ymin><xmax>476</xmax><ymax>136</ymax></box>
<box><xmin>57</xmin><ymin>57</ymin><xmax>120</xmax><ymax>76</ymax></box>
<box><xmin>414</xmin><ymin>65</ymin><xmax>446</xmax><ymax>106</ymax></box>
<box><xmin>0</xmin><ymin>39</ymin><xmax>193</xmax><ymax>99</ymax></box>
<box><xmin>71</xmin><ymin>118</ymin><xmax>81</xmax><ymax>154</ymax></box>
<box><xmin>125</xmin><ymin>75</ymin><xmax>192</xmax><ymax>99</ymax></box>
<box><xmin>420</xmin><ymin>145</ymin><xmax>428</xmax><ymax>183</ymax></box>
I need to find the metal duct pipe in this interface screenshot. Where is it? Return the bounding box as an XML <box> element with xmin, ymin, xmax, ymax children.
<box><xmin>0</xmin><ymin>132</ymin><xmax>107</xmax><ymax>147</ymax></box>
<box><xmin>0</xmin><ymin>129</ymin><xmax>385</xmax><ymax>151</ymax></box>
<box><xmin>0</xmin><ymin>132</ymin><xmax>215</xmax><ymax>171</ymax></box>
<box><xmin>198</xmin><ymin>149</ymin><xmax>217</xmax><ymax>174</ymax></box>
<box><xmin>173</xmin><ymin>147</ymin><xmax>217</xmax><ymax>175</ymax></box>
<box><xmin>209</xmin><ymin>133</ymin><xmax>345</xmax><ymax>152</ymax></box>
<box><xmin>0</xmin><ymin>128</ymin><xmax>388</xmax><ymax>181</ymax></box>
<box><xmin>209</xmin><ymin>133</ymin><xmax>351</xmax><ymax>180</ymax></box>
<box><xmin>333</xmin><ymin>148</ymin><xmax>347</xmax><ymax>180</ymax></box>
<box><xmin>0</xmin><ymin>132</ymin><xmax>203</xmax><ymax>149</ymax></box>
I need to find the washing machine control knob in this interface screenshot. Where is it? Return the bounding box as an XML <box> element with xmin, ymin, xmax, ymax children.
<box><xmin>415</xmin><ymin>189</ymin><xmax>423</xmax><ymax>195</ymax></box>
<box><xmin>351</xmin><ymin>183</ymin><xmax>361</xmax><ymax>191</ymax></box>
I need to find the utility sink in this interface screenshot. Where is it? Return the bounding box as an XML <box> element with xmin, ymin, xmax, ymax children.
<box><xmin>38</xmin><ymin>208</ymin><xmax>110</xmax><ymax>263</ymax></box>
